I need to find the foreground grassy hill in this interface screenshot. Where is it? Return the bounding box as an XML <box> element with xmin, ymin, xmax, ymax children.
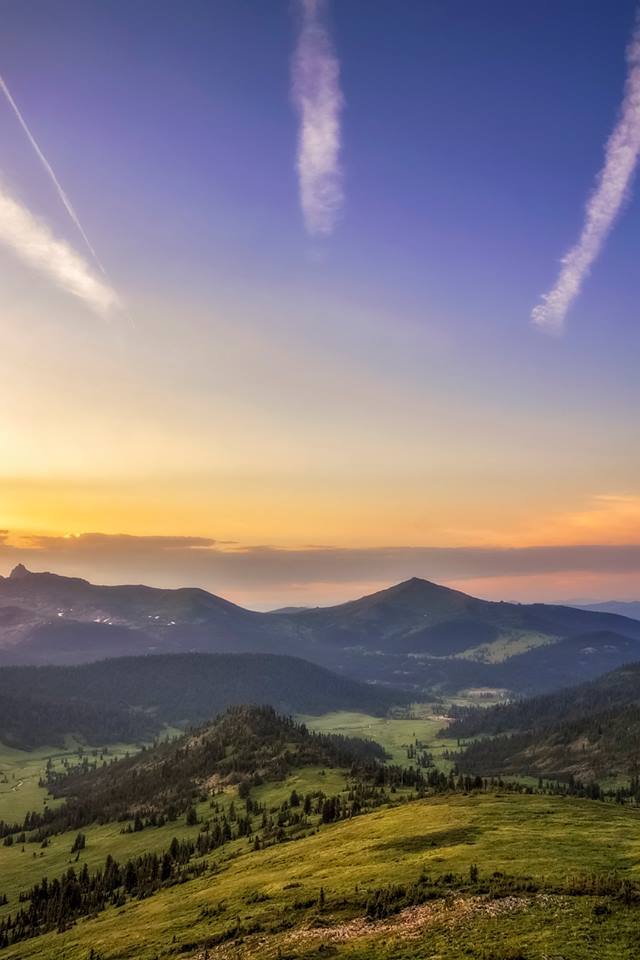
<box><xmin>3</xmin><ymin>791</ymin><xmax>640</xmax><ymax>959</ymax></box>
<box><xmin>1</xmin><ymin>704</ymin><xmax>640</xmax><ymax>957</ymax></box>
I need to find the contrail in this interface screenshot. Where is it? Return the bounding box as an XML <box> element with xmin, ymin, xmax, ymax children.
<box><xmin>0</xmin><ymin>184</ymin><xmax>119</xmax><ymax>316</ymax></box>
<box><xmin>532</xmin><ymin>14</ymin><xmax>640</xmax><ymax>334</ymax></box>
<box><xmin>0</xmin><ymin>73</ymin><xmax>107</xmax><ymax>276</ymax></box>
<box><xmin>291</xmin><ymin>0</ymin><xmax>344</xmax><ymax>237</ymax></box>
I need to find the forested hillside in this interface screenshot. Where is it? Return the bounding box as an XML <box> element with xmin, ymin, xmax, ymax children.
<box><xmin>448</xmin><ymin>662</ymin><xmax>640</xmax><ymax>781</ymax></box>
<box><xmin>0</xmin><ymin>654</ymin><xmax>410</xmax><ymax>748</ymax></box>
<box><xmin>0</xmin><ymin>653</ymin><xmax>409</xmax><ymax>749</ymax></box>
<box><xmin>0</xmin><ymin>691</ymin><xmax>156</xmax><ymax>750</ymax></box>
<box><xmin>36</xmin><ymin>705</ymin><xmax>387</xmax><ymax>832</ymax></box>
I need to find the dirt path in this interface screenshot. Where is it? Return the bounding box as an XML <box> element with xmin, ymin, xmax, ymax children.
<box><xmin>194</xmin><ymin>892</ymin><xmax>558</xmax><ymax>959</ymax></box>
<box><xmin>283</xmin><ymin>894</ymin><xmax>537</xmax><ymax>948</ymax></box>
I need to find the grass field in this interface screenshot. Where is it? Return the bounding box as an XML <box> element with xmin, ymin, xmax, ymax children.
<box><xmin>0</xmin><ymin>729</ymin><xmax>184</xmax><ymax>826</ymax></box>
<box><xmin>3</xmin><ymin>713</ymin><xmax>640</xmax><ymax>959</ymax></box>
<box><xmin>456</xmin><ymin>629</ymin><xmax>558</xmax><ymax>663</ymax></box>
<box><xmin>0</xmin><ymin>743</ymin><xmax>60</xmax><ymax>823</ymax></box>
<box><xmin>5</xmin><ymin>790</ymin><xmax>640</xmax><ymax>959</ymax></box>
<box><xmin>0</xmin><ymin>762</ymin><xmax>354</xmax><ymax>921</ymax></box>
<box><xmin>300</xmin><ymin>709</ymin><xmax>459</xmax><ymax>769</ymax></box>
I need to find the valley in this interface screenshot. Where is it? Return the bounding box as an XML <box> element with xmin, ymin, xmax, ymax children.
<box><xmin>0</xmin><ymin>740</ymin><xmax>142</xmax><ymax>824</ymax></box>
<box><xmin>0</xmin><ymin>696</ymin><xmax>639</xmax><ymax>958</ymax></box>
<box><xmin>301</xmin><ymin>708</ymin><xmax>459</xmax><ymax>768</ymax></box>
<box><xmin>1</xmin><ymin>570</ymin><xmax>640</xmax><ymax>958</ymax></box>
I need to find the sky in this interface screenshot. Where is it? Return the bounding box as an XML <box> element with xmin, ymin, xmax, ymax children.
<box><xmin>1</xmin><ymin>0</ymin><xmax>640</xmax><ymax>608</ymax></box>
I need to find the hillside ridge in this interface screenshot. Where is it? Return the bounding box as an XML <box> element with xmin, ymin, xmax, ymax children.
<box><xmin>449</xmin><ymin>660</ymin><xmax>640</xmax><ymax>781</ymax></box>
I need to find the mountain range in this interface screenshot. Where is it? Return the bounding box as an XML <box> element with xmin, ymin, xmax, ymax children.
<box><xmin>3</xmin><ymin>564</ymin><xmax>640</xmax><ymax>695</ymax></box>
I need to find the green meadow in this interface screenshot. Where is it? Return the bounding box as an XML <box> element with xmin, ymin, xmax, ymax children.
<box><xmin>301</xmin><ymin>708</ymin><xmax>459</xmax><ymax>768</ymax></box>
<box><xmin>3</xmin><ymin>711</ymin><xmax>640</xmax><ymax>959</ymax></box>
<box><xmin>455</xmin><ymin>629</ymin><xmax>558</xmax><ymax>664</ymax></box>
<box><xmin>0</xmin><ymin>743</ymin><xmax>60</xmax><ymax>824</ymax></box>
<box><xmin>4</xmin><ymin>791</ymin><xmax>640</xmax><ymax>959</ymax></box>
<box><xmin>0</xmin><ymin>740</ymin><xmax>141</xmax><ymax>824</ymax></box>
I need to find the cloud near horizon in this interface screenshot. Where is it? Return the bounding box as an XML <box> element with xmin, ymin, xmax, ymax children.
<box><xmin>2</xmin><ymin>531</ymin><xmax>640</xmax><ymax>607</ymax></box>
<box><xmin>291</xmin><ymin>0</ymin><xmax>344</xmax><ymax>236</ymax></box>
<box><xmin>531</xmin><ymin>12</ymin><xmax>640</xmax><ymax>334</ymax></box>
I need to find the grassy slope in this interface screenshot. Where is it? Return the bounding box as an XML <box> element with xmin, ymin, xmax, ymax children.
<box><xmin>0</xmin><ymin>763</ymin><xmax>353</xmax><ymax>921</ymax></box>
<box><xmin>5</xmin><ymin>791</ymin><xmax>640</xmax><ymax>959</ymax></box>
<box><xmin>455</xmin><ymin>629</ymin><xmax>557</xmax><ymax>663</ymax></box>
<box><xmin>0</xmin><ymin>796</ymin><xmax>210</xmax><ymax>919</ymax></box>
<box><xmin>4</xmin><ymin>711</ymin><xmax>640</xmax><ymax>958</ymax></box>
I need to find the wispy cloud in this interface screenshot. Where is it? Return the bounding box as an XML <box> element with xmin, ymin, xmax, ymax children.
<box><xmin>0</xmin><ymin>73</ymin><xmax>107</xmax><ymax>276</ymax></box>
<box><xmin>4</xmin><ymin>531</ymin><xmax>640</xmax><ymax>598</ymax></box>
<box><xmin>291</xmin><ymin>0</ymin><xmax>344</xmax><ymax>236</ymax></box>
<box><xmin>0</xmin><ymin>185</ymin><xmax>119</xmax><ymax>315</ymax></box>
<box><xmin>532</xmin><ymin>14</ymin><xmax>640</xmax><ymax>334</ymax></box>
<box><xmin>0</xmin><ymin>74</ymin><xmax>119</xmax><ymax>314</ymax></box>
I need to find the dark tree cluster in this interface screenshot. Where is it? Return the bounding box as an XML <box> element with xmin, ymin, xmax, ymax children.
<box><xmin>0</xmin><ymin>690</ymin><xmax>154</xmax><ymax>751</ymax></box>
<box><xmin>0</xmin><ymin>837</ymin><xmax>208</xmax><ymax>948</ymax></box>
<box><xmin>0</xmin><ymin>653</ymin><xmax>409</xmax><ymax>748</ymax></box>
<box><xmin>406</xmin><ymin>741</ymin><xmax>434</xmax><ymax>768</ymax></box>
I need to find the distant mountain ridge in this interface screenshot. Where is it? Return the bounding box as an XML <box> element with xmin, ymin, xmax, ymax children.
<box><xmin>0</xmin><ymin>564</ymin><xmax>281</xmax><ymax>664</ymax></box>
<box><xmin>3</xmin><ymin>566</ymin><xmax>640</xmax><ymax>695</ymax></box>
<box><xmin>580</xmin><ymin>600</ymin><xmax>640</xmax><ymax>621</ymax></box>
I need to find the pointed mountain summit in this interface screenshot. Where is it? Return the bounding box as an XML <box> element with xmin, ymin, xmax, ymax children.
<box><xmin>344</xmin><ymin>576</ymin><xmax>471</xmax><ymax>616</ymax></box>
<box><xmin>1</xmin><ymin>568</ymin><xmax>640</xmax><ymax>694</ymax></box>
<box><xmin>286</xmin><ymin>576</ymin><xmax>640</xmax><ymax>661</ymax></box>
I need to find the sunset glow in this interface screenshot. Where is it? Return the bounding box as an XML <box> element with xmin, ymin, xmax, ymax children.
<box><xmin>1</xmin><ymin>1</ymin><xmax>639</xmax><ymax>607</ymax></box>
